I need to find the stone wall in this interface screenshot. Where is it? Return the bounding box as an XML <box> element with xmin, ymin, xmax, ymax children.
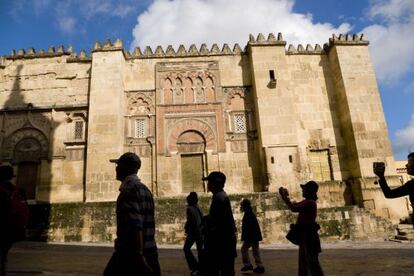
<box><xmin>27</xmin><ymin>192</ymin><xmax>393</xmax><ymax>244</ymax></box>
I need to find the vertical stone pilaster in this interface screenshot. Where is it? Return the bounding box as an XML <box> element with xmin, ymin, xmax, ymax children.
<box><xmin>85</xmin><ymin>50</ymin><xmax>126</xmax><ymax>202</ymax></box>
<box><xmin>247</xmin><ymin>36</ymin><xmax>299</xmax><ymax>191</ymax></box>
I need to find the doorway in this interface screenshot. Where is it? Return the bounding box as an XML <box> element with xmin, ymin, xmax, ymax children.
<box><xmin>16</xmin><ymin>162</ymin><xmax>38</xmax><ymax>200</ymax></box>
<box><xmin>181</xmin><ymin>154</ymin><xmax>205</xmax><ymax>193</ymax></box>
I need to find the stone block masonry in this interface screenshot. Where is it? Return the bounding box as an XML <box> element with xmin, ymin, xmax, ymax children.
<box><xmin>27</xmin><ymin>192</ymin><xmax>393</xmax><ymax>244</ymax></box>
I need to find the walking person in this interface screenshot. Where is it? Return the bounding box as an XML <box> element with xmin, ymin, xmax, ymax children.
<box><xmin>183</xmin><ymin>192</ymin><xmax>204</xmax><ymax>275</ymax></box>
<box><xmin>373</xmin><ymin>153</ymin><xmax>414</xmax><ymax>215</ymax></box>
<box><xmin>279</xmin><ymin>181</ymin><xmax>324</xmax><ymax>276</ymax></box>
<box><xmin>104</xmin><ymin>152</ymin><xmax>160</xmax><ymax>276</ymax></box>
<box><xmin>240</xmin><ymin>199</ymin><xmax>265</xmax><ymax>274</ymax></box>
<box><xmin>203</xmin><ymin>171</ymin><xmax>237</xmax><ymax>276</ymax></box>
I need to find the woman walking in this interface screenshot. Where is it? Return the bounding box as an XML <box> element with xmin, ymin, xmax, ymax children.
<box><xmin>279</xmin><ymin>181</ymin><xmax>324</xmax><ymax>276</ymax></box>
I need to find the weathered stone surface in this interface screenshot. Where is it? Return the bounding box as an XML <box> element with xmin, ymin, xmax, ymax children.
<box><xmin>0</xmin><ymin>33</ymin><xmax>406</xmax><ymax>229</ymax></box>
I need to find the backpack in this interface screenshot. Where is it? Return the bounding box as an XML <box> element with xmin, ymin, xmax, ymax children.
<box><xmin>0</xmin><ymin>186</ymin><xmax>30</xmax><ymax>242</ymax></box>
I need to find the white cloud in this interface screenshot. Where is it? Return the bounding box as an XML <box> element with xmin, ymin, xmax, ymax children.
<box><xmin>130</xmin><ymin>0</ymin><xmax>351</xmax><ymax>50</ymax></box>
<box><xmin>394</xmin><ymin>114</ymin><xmax>414</xmax><ymax>155</ymax></box>
<box><xmin>57</xmin><ymin>16</ymin><xmax>77</xmax><ymax>34</ymax></box>
<box><xmin>362</xmin><ymin>0</ymin><xmax>414</xmax><ymax>83</ymax></box>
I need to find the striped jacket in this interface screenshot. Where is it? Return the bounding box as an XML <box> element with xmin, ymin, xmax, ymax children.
<box><xmin>115</xmin><ymin>174</ymin><xmax>157</xmax><ymax>256</ymax></box>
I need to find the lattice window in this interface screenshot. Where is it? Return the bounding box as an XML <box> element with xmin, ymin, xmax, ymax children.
<box><xmin>74</xmin><ymin>121</ymin><xmax>84</xmax><ymax>140</ymax></box>
<box><xmin>234</xmin><ymin>113</ymin><xmax>247</xmax><ymax>133</ymax></box>
<box><xmin>135</xmin><ymin>118</ymin><xmax>146</xmax><ymax>138</ymax></box>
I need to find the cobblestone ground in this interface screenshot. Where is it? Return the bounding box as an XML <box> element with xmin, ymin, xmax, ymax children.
<box><xmin>7</xmin><ymin>242</ymin><xmax>414</xmax><ymax>275</ymax></box>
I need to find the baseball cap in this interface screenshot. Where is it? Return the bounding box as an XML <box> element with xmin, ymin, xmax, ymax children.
<box><xmin>202</xmin><ymin>171</ymin><xmax>226</xmax><ymax>184</ymax></box>
<box><xmin>300</xmin><ymin>180</ymin><xmax>318</xmax><ymax>193</ymax></box>
<box><xmin>110</xmin><ymin>152</ymin><xmax>141</xmax><ymax>169</ymax></box>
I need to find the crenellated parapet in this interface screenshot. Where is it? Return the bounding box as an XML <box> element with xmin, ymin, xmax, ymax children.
<box><xmin>248</xmin><ymin>32</ymin><xmax>286</xmax><ymax>46</ymax></box>
<box><xmin>286</xmin><ymin>43</ymin><xmax>324</xmax><ymax>55</ymax></box>
<box><xmin>2</xmin><ymin>33</ymin><xmax>370</xmax><ymax>63</ymax></box>
<box><xmin>324</xmin><ymin>34</ymin><xmax>368</xmax><ymax>50</ymax></box>
<box><xmin>6</xmin><ymin>45</ymin><xmax>75</xmax><ymax>60</ymax></box>
<box><xmin>129</xmin><ymin>42</ymin><xmax>246</xmax><ymax>59</ymax></box>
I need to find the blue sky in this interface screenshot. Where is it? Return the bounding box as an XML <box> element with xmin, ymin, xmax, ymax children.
<box><xmin>1</xmin><ymin>0</ymin><xmax>413</xmax><ymax>160</ymax></box>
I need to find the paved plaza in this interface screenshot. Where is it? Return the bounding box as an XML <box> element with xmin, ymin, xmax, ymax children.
<box><xmin>7</xmin><ymin>241</ymin><xmax>414</xmax><ymax>275</ymax></box>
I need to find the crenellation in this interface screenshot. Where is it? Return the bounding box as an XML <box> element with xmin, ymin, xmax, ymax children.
<box><xmin>79</xmin><ymin>50</ymin><xmax>87</xmax><ymax>58</ymax></box>
<box><xmin>133</xmin><ymin>47</ymin><xmax>143</xmax><ymax>57</ymax></box>
<box><xmin>267</xmin><ymin>33</ymin><xmax>276</xmax><ymax>42</ymax></box>
<box><xmin>199</xmin><ymin>43</ymin><xmax>209</xmax><ymax>55</ymax></box>
<box><xmin>256</xmin><ymin>33</ymin><xmax>266</xmax><ymax>42</ymax></box>
<box><xmin>297</xmin><ymin>44</ymin><xmax>304</xmax><ymax>52</ymax></box>
<box><xmin>93</xmin><ymin>41</ymin><xmax>101</xmax><ymax>51</ymax></box>
<box><xmin>57</xmin><ymin>45</ymin><xmax>64</xmax><ymax>54</ymax></box>
<box><xmin>103</xmin><ymin>39</ymin><xmax>112</xmax><ymax>49</ymax></box>
<box><xmin>113</xmin><ymin>38</ymin><xmax>123</xmax><ymax>48</ymax></box>
<box><xmin>27</xmin><ymin>48</ymin><xmax>36</xmax><ymax>55</ymax></box>
<box><xmin>165</xmin><ymin>45</ymin><xmax>176</xmax><ymax>57</ymax></box>
<box><xmin>249</xmin><ymin>34</ymin><xmax>256</xmax><ymax>43</ymax></box>
<box><xmin>315</xmin><ymin>44</ymin><xmax>323</xmax><ymax>51</ymax></box>
<box><xmin>221</xmin><ymin>43</ymin><xmax>232</xmax><ymax>55</ymax></box>
<box><xmin>210</xmin><ymin>43</ymin><xmax>220</xmax><ymax>54</ymax></box>
<box><xmin>188</xmin><ymin>44</ymin><xmax>199</xmax><ymax>55</ymax></box>
<box><xmin>144</xmin><ymin>46</ymin><xmax>154</xmax><ymax>57</ymax></box>
<box><xmin>287</xmin><ymin>44</ymin><xmax>296</xmax><ymax>53</ymax></box>
<box><xmin>18</xmin><ymin>49</ymin><xmax>25</xmax><ymax>56</ymax></box>
<box><xmin>154</xmin><ymin>46</ymin><xmax>165</xmax><ymax>57</ymax></box>
<box><xmin>277</xmin><ymin>32</ymin><xmax>283</xmax><ymax>41</ymax></box>
<box><xmin>48</xmin><ymin>46</ymin><xmax>55</xmax><ymax>54</ymax></box>
<box><xmin>232</xmin><ymin>43</ymin><xmax>242</xmax><ymax>54</ymax></box>
<box><xmin>306</xmin><ymin>44</ymin><xmax>314</xmax><ymax>51</ymax></box>
<box><xmin>67</xmin><ymin>45</ymin><xmax>73</xmax><ymax>54</ymax></box>
<box><xmin>176</xmin><ymin>45</ymin><xmax>187</xmax><ymax>56</ymax></box>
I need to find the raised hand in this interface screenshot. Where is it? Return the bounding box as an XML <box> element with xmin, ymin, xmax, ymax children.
<box><xmin>373</xmin><ymin>162</ymin><xmax>385</xmax><ymax>178</ymax></box>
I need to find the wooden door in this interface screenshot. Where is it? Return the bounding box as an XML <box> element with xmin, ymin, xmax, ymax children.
<box><xmin>16</xmin><ymin>162</ymin><xmax>38</xmax><ymax>200</ymax></box>
<box><xmin>181</xmin><ymin>154</ymin><xmax>204</xmax><ymax>193</ymax></box>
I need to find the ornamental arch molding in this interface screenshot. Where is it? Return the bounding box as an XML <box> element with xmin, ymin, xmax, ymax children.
<box><xmin>167</xmin><ymin>119</ymin><xmax>217</xmax><ymax>153</ymax></box>
<box><xmin>2</xmin><ymin>127</ymin><xmax>49</xmax><ymax>162</ymax></box>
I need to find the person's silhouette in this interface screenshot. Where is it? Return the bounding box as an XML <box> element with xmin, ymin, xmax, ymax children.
<box><xmin>104</xmin><ymin>152</ymin><xmax>161</xmax><ymax>276</ymax></box>
<box><xmin>374</xmin><ymin>152</ymin><xmax>414</xmax><ymax>221</ymax></box>
<box><xmin>183</xmin><ymin>192</ymin><xmax>204</xmax><ymax>275</ymax></box>
<box><xmin>203</xmin><ymin>171</ymin><xmax>237</xmax><ymax>276</ymax></box>
<box><xmin>279</xmin><ymin>181</ymin><xmax>324</xmax><ymax>276</ymax></box>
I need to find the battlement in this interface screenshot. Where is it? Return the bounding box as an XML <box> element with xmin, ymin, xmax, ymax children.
<box><xmin>2</xmin><ymin>33</ymin><xmax>369</xmax><ymax>62</ymax></box>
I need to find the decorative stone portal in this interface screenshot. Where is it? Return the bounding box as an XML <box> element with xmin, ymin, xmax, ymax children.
<box><xmin>177</xmin><ymin>130</ymin><xmax>206</xmax><ymax>193</ymax></box>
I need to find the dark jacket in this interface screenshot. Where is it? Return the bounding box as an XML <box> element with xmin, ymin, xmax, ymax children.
<box><xmin>241</xmin><ymin>210</ymin><xmax>262</xmax><ymax>243</ymax></box>
<box><xmin>184</xmin><ymin>205</ymin><xmax>203</xmax><ymax>238</ymax></box>
<box><xmin>0</xmin><ymin>181</ymin><xmax>15</xmax><ymax>245</ymax></box>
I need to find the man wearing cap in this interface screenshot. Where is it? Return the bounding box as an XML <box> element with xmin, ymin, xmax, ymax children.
<box><xmin>203</xmin><ymin>171</ymin><xmax>237</xmax><ymax>276</ymax></box>
<box><xmin>0</xmin><ymin>165</ymin><xmax>16</xmax><ymax>276</ymax></box>
<box><xmin>104</xmin><ymin>152</ymin><xmax>160</xmax><ymax>276</ymax></box>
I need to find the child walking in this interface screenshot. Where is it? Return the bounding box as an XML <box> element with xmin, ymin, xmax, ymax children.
<box><xmin>240</xmin><ymin>199</ymin><xmax>265</xmax><ymax>274</ymax></box>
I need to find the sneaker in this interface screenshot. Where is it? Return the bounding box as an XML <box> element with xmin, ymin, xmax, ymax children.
<box><xmin>253</xmin><ymin>266</ymin><xmax>265</xmax><ymax>274</ymax></box>
<box><xmin>241</xmin><ymin>265</ymin><xmax>254</xmax><ymax>272</ymax></box>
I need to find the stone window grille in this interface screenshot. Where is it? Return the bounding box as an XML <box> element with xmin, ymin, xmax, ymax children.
<box><xmin>74</xmin><ymin>121</ymin><xmax>84</xmax><ymax>140</ymax></box>
<box><xmin>135</xmin><ymin>118</ymin><xmax>146</xmax><ymax>138</ymax></box>
<box><xmin>234</xmin><ymin>113</ymin><xmax>247</xmax><ymax>133</ymax></box>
